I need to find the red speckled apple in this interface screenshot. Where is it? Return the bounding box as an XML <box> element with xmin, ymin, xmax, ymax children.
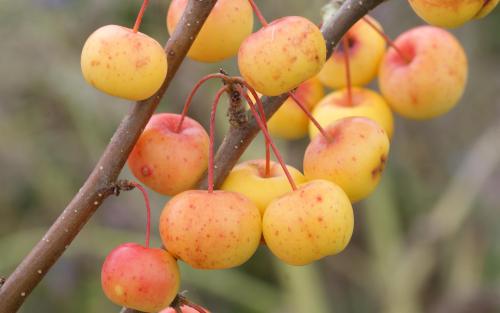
<box><xmin>101</xmin><ymin>243</ymin><xmax>180</xmax><ymax>313</ymax></box>
<box><xmin>167</xmin><ymin>0</ymin><xmax>253</xmax><ymax>62</ymax></box>
<box><xmin>304</xmin><ymin>117</ymin><xmax>390</xmax><ymax>203</ymax></box>
<box><xmin>159</xmin><ymin>190</ymin><xmax>262</xmax><ymax>269</ymax></box>
<box><xmin>378</xmin><ymin>26</ymin><xmax>468</xmax><ymax>120</ymax></box>
<box><xmin>128</xmin><ymin>113</ymin><xmax>209</xmax><ymax>196</ymax></box>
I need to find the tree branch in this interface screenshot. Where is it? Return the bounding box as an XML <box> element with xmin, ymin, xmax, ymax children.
<box><xmin>0</xmin><ymin>1</ymin><xmax>218</xmax><ymax>312</ymax></box>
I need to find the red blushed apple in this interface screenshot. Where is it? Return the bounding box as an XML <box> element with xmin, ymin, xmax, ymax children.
<box><xmin>128</xmin><ymin>113</ymin><xmax>209</xmax><ymax>196</ymax></box>
<box><xmin>160</xmin><ymin>190</ymin><xmax>262</xmax><ymax>269</ymax></box>
<box><xmin>378</xmin><ymin>26</ymin><xmax>468</xmax><ymax>120</ymax></box>
<box><xmin>101</xmin><ymin>243</ymin><xmax>180</xmax><ymax>313</ymax></box>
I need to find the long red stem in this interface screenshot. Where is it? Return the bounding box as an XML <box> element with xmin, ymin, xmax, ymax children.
<box><xmin>133</xmin><ymin>0</ymin><xmax>150</xmax><ymax>33</ymax></box>
<box><xmin>240</xmin><ymin>88</ymin><xmax>297</xmax><ymax>190</ymax></box>
<box><xmin>362</xmin><ymin>16</ymin><xmax>411</xmax><ymax>64</ymax></box>
<box><xmin>342</xmin><ymin>37</ymin><xmax>353</xmax><ymax>106</ymax></box>
<box><xmin>176</xmin><ymin>73</ymin><xmax>229</xmax><ymax>133</ymax></box>
<box><xmin>247</xmin><ymin>0</ymin><xmax>269</xmax><ymax>26</ymax></box>
<box><xmin>208</xmin><ymin>86</ymin><xmax>229</xmax><ymax>193</ymax></box>
<box><xmin>242</xmin><ymin>83</ymin><xmax>271</xmax><ymax>176</ymax></box>
<box><xmin>287</xmin><ymin>92</ymin><xmax>331</xmax><ymax>141</ymax></box>
<box><xmin>129</xmin><ymin>182</ymin><xmax>151</xmax><ymax>248</ymax></box>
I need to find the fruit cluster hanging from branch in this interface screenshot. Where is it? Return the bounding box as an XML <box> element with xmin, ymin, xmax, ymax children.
<box><xmin>0</xmin><ymin>0</ymin><xmax>497</xmax><ymax>312</ymax></box>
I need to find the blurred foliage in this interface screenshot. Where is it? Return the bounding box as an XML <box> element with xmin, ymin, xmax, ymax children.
<box><xmin>1</xmin><ymin>1</ymin><xmax>500</xmax><ymax>313</ymax></box>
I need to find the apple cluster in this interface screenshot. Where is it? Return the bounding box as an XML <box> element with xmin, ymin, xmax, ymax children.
<box><xmin>77</xmin><ymin>0</ymin><xmax>498</xmax><ymax>311</ymax></box>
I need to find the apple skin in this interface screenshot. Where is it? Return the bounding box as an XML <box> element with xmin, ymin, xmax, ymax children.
<box><xmin>309</xmin><ymin>87</ymin><xmax>394</xmax><ymax>139</ymax></box>
<box><xmin>159</xmin><ymin>190</ymin><xmax>262</xmax><ymax>269</ymax></box>
<box><xmin>318</xmin><ymin>16</ymin><xmax>386</xmax><ymax>89</ymax></box>
<box><xmin>378</xmin><ymin>26</ymin><xmax>468</xmax><ymax>120</ymax></box>
<box><xmin>161</xmin><ymin>305</ymin><xmax>210</xmax><ymax>313</ymax></box>
<box><xmin>221</xmin><ymin>159</ymin><xmax>307</xmax><ymax>215</ymax></box>
<box><xmin>81</xmin><ymin>25</ymin><xmax>167</xmax><ymax>101</ymax></box>
<box><xmin>167</xmin><ymin>0</ymin><xmax>253</xmax><ymax>62</ymax></box>
<box><xmin>304</xmin><ymin>117</ymin><xmax>390</xmax><ymax>203</ymax></box>
<box><xmin>128</xmin><ymin>113</ymin><xmax>209</xmax><ymax>196</ymax></box>
<box><xmin>408</xmin><ymin>0</ymin><xmax>498</xmax><ymax>28</ymax></box>
<box><xmin>267</xmin><ymin>77</ymin><xmax>324</xmax><ymax>139</ymax></box>
<box><xmin>238</xmin><ymin>16</ymin><xmax>326</xmax><ymax>96</ymax></box>
<box><xmin>263</xmin><ymin>180</ymin><xmax>354</xmax><ymax>266</ymax></box>
<box><xmin>475</xmin><ymin>0</ymin><xmax>499</xmax><ymax>18</ymax></box>
<box><xmin>101</xmin><ymin>243</ymin><xmax>180</xmax><ymax>313</ymax></box>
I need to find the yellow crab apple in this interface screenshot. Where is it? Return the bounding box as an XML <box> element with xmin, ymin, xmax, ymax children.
<box><xmin>159</xmin><ymin>190</ymin><xmax>262</xmax><ymax>269</ymax></box>
<box><xmin>167</xmin><ymin>0</ymin><xmax>253</xmax><ymax>62</ymax></box>
<box><xmin>238</xmin><ymin>16</ymin><xmax>326</xmax><ymax>96</ymax></box>
<box><xmin>309</xmin><ymin>87</ymin><xmax>394</xmax><ymax>139</ymax></box>
<box><xmin>263</xmin><ymin>180</ymin><xmax>354</xmax><ymax>266</ymax></box>
<box><xmin>267</xmin><ymin>77</ymin><xmax>324</xmax><ymax>139</ymax></box>
<box><xmin>378</xmin><ymin>26</ymin><xmax>468</xmax><ymax>120</ymax></box>
<box><xmin>304</xmin><ymin>117</ymin><xmax>390</xmax><ymax>203</ymax></box>
<box><xmin>128</xmin><ymin>113</ymin><xmax>209</xmax><ymax>196</ymax></box>
<box><xmin>81</xmin><ymin>25</ymin><xmax>167</xmax><ymax>100</ymax></box>
<box><xmin>408</xmin><ymin>0</ymin><xmax>498</xmax><ymax>28</ymax></box>
<box><xmin>101</xmin><ymin>243</ymin><xmax>180</xmax><ymax>313</ymax></box>
<box><xmin>221</xmin><ymin>159</ymin><xmax>307</xmax><ymax>215</ymax></box>
<box><xmin>318</xmin><ymin>15</ymin><xmax>386</xmax><ymax>89</ymax></box>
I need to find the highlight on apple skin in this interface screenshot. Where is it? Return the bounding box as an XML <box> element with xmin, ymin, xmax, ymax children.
<box><xmin>378</xmin><ymin>26</ymin><xmax>468</xmax><ymax>120</ymax></box>
<box><xmin>167</xmin><ymin>0</ymin><xmax>253</xmax><ymax>62</ymax></box>
<box><xmin>81</xmin><ymin>25</ymin><xmax>167</xmax><ymax>101</ymax></box>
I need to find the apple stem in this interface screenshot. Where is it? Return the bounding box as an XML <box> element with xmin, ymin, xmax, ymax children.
<box><xmin>362</xmin><ymin>16</ymin><xmax>411</xmax><ymax>64</ymax></box>
<box><xmin>176</xmin><ymin>73</ymin><xmax>230</xmax><ymax>133</ymax></box>
<box><xmin>287</xmin><ymin>91</ymin><xmax>332</xmax><ymax>142</ymax></box>
<box><xmin>208</xmin><ymin>86</ymin><xmax>230</xmax><ymax>193</ymax></box>
<box><xmin>342</xmin><ymin>36</ymin><xmax>353</xmax><ymax>106</ymax></box>
<box><xmin>129</xmin><ymin>182</ymin><xmax>151</xmax><ymax>248</ymax></box>
<box><xmin>241</xmin><ymin>82</ymin><xmax>271</xmax><ymax>177</ymax></box>
<box><xmin>239</xmin><ymin>87</ymin><xmax>298</xmax><ymax>191</ymax></box>
<box><xmin>133</xmin><ymin>0</ymin><xmax>150</xmax><ymax>33</ymax></box>
<box><xmin>247</xmin><ymin>0</ymin><xmax>269</xmax><ymax>27</ymax></box>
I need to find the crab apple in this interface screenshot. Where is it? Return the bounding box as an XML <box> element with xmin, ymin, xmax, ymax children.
<box><xmin>81</xmin><ymin>25</ymin><xmax>167</xmax><ymax>101</ymax></box>
<box><xmin>238</xmin><ymin>16</ymin><xmax>326</xmax><ymax>96</ymax></box>
<box><xmin>128</xmin><ymin>113</ymin><xmax>209</xmax><ymax>196</ymax></box>
<box><xmin>161</xmin><ymin>305</ymin><xmax>210</xmax><ymax>313</ymax></box>
<box><xmin>304</xmin><ymin>117</ymin><xmax>390</xmax><ymax>203</ymax></box>
<box><xmin>263</xmin><ymin>180</ymin><xmax>354</xmax><ymax>266</ymax></box>
<box><xmin>267</xmin><ymin>77</ymin><xmax>325</xmax><ymax>139</ymax></box>
<box><xmin>318</xmin><ymin>16</ymin><xmax>386</xmax><ymax>89</ymax></box>
<box><xmin>221</xmin><ymin>159</ymin><xmax>307</xmax><ymax>215</ymax></box>
<box><xmin>159</xmin><ymin>190</ymin><xmax>262</xmax><ymax>269</ymax></box>
<box><xmin>378</xmin><ymin>26</ymin><xmax>468</xmax><ymax>120</ymax></box>
<box><xmin>101</xmin><ymin>243</ymin><xmax>180</xmax><ymax>313</ymax></box>
<box><xmin>309</xmin><ymin>87</ymin><xmax>394</xmax><ymax>139</ymax></box>
<box><xmin>408</xmin><ymin>0</ymin><xmax>498</xmax><ymax>28</ymax></box>
<box><xmin>167</xmin><ymin>0</ymin><xmax>253</xmax><ymax>62</ymax></box>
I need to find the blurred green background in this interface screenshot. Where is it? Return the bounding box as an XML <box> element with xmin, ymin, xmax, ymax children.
<box><xmin>1</xmin><ymin>1</ymin><xmax>500</xmax><ymax>312</ymax></box>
